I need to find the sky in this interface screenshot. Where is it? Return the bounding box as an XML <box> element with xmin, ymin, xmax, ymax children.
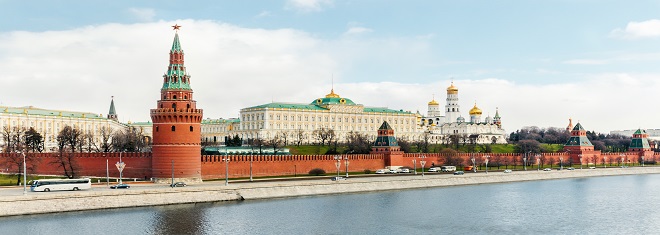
<box><xmin>2</xmin><ymin>0</ymin><xmax>660</xmax><ymax>134</ymax></box>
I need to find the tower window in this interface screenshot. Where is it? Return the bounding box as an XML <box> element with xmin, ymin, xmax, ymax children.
<box><xmin>184</xmin><ymin>96</ymin><xmax>188</xmax><ymax>99</ymax></box>
<box><xmin>171</xmin><ymin>126</ymin><xmax>176</xmax><ymax>131</ymax></box>
<box><xmin>156</xmin><ymin>126</ymin><xmax>159</xmax><ymax>132</ymax></box>
<box><xmin>187</xmin><ymin>104</ymin><xmax>190</xmax><ymax>109</ymax></box>
<box><xmin>172</xmin><ymin>103</ymin><xmax>176</xmax><ymax>109</ymax></box>
<box><xmin>190</xmin><ymin>126</ymin><xmax>193</xmax><ymax>132</ymax></box>
<box><xmin>173</xmin><ymin>95</ymin><xmax>177</xmax><ymax>99</ymax></box>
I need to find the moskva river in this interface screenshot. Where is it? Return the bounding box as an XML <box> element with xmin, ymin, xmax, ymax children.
<box><xmin>2</xmin><ymin>174</ymin><xmax>659</xmax><ymax>234</ymax></box>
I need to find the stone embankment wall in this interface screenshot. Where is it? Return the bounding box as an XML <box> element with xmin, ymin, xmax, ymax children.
<box><xmin>1</xmin><ymin>167</ymin><xmax>659</xmax><ymax>217</ymax></box>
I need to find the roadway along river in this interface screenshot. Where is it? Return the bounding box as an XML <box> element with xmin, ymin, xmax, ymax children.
<box><xmin>2</xmin><ymin>173</ymin><xmax>658</xmax><ymax>234</ymax></box>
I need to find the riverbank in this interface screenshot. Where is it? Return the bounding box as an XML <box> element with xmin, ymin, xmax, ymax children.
<box><xmin>1</xmin><ymin>167</ymin><xmax>658</xmax><ymax>217</ymax></box>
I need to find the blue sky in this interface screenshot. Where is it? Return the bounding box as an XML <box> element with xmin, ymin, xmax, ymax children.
<box><xmin>2</xmin><ymin>0</ymin><xmax>660</xmax><ymax>133</ymax></box>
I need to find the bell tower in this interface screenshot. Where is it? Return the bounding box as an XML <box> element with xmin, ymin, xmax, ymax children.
<box><xmin>150</xmin><ymin>25</ymin><xmax>203</xmax><ymax>183</ymax></box>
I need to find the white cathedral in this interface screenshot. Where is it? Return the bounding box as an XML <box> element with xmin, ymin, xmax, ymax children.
<box><xmin>421</xmin><ymin>82</ymin><xmax>507</xmax><ymax>144</ymax></box>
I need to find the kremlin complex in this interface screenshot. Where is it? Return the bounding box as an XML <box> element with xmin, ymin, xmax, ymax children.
<box><xmin>0</xmin><ymin>26</ymin><xmax>657</xmax><ymax>182</ymax></box>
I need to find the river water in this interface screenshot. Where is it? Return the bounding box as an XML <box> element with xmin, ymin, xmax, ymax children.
<box><xmin>2</xmin><ymin>174</ymin><xmax>659</xmax><ymax>234</ymax></box>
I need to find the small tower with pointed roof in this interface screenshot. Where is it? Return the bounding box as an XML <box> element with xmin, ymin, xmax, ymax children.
<box><xmin>150</xmin><ymin>25</ymin><xmax>204</xmax><ymax>183</ymax></box>
<box><xmin>563</xmin><ymin>122</ymin><xmax>599</xmax><ymax>163</ymax></box>
<box><xmin>493</xmin><ymin>107</ymin><xmax>502</xmax><ymax>128</ymax></box>
<box><xmin>107</xmin><ymin>96</ymin><xmax>118</xmax><ymax>121</ymax></box>
<box><xmin>445</xmin><ymin>82</ymin><xmax>461</xmax><ymax>123</ymax></box>
<box><xmin>371</xmin><ymin>121</ymin><xmax>404</xmax><ymax>168</ymax></box>
<box><xmin>629</xmin><ymin>129</ymin><xmax>651</xmax><ymax>152</ymax></box>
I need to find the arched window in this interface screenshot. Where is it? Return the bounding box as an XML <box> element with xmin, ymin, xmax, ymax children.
<box><xmin>171</xmin><ymin>126</ymin><xmax>176</xmax><ymax>131</ymax></box>
<box><xmin>190</xmin><ymin>126</ymin><xmax>193</xmax><ymax>132</ymax></box>
<box><xmin>172</xmin><ymin>103</ymin><xmax>176</xmax><ymax>109</ymax></box>
<box><xmin>173</xmin><ymin>95</ymin><xmax>177</xmax><ymax>99</ymax></box>
<box><xmin>156</xmin><ymin>126</ymin><xmax>159</xmax><ymax>132</ymax></box>
<box><xmin>187</xmin><ymin>104</ymin><xmax>190</xmax><ymax>109</ymax></box>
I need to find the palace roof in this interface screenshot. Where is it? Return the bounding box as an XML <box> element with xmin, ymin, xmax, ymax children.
<box><xmin>0</xmin><ymin>106</ymin><xmax>105</xmax><ymax>119</ymax></box>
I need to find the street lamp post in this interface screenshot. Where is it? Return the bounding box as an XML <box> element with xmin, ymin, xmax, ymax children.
<box><xmin>420</xmin><ymin>155</ymin><xmax>426</xmax><ymax>177</ymax></box>
<box><xmin>171</xmin><ymin>160</ymin><xmax>174</xmax><ymax>187</ymax></box>
<box><xmin>471</xmin><ymin>154</ymin><xmax>476</xmax><ymax>173</ymax></box>
<box><xmin>484</xmin><ymin>155</ymin><xmax>490</xmax><ymax>174</ymax></box>
<box><xmin>412</xmin><ymin>159</ymin><xmax>417</xmax><ymax>175</ymax></box>
<box><xmin>559</xmin><ymin>156</ymin><xmax>564</xmax><ymax>170</ymax></box>
<box><xmin>579</xmin><ymin>154</ymin><xmax>583</xmax><ymax>169</ymax></box>
<box><xmin>223</xmin><ymin>156</ymin><xmax>230</xmax><ymax>186</ymax></box>
<box><xmin>620</xmin><ymin>154</ymin><xmax>625</xmax><ymax>167</ymax></box>
<box><xmin>21</xmin><ymin>151</ymin><xmax>26</xmax><ymax>195</ymax></box>
<box><xmin>106</xmin><ymin>158</ymin><xmax>109</xmax><ymax>187</ymax></box>
<box><xmin>115</xmin><ymin>152</ymin><xmax>125</xmax><ymax>184</ymax></box>
<box><xmin>523</xmin><ymin>152</ymin><xmax>529</xmax><ymax>171</ymax></box>
<box><xmin>334</xmin><ymin>156</ymin><xmax>341</xmax><ymax>178</ymax></box>
<box><xmin>642</xmin><ymin>156</ymin><xmax>645</xmax><ymax>167</ymax></box>
<box><xmin>604</xmin><ymin>156</ymin><xmax>607</xmax><ymax>168</ymax></box>
<box><xmin>536</xmin><ymin>154</ymin><xmax>541</xmax><ymax>171</ymax></box>
<box><xmin>344</xmin><ymin>156</ymin><xmax>350</xmax><ymax>178</ymax></box>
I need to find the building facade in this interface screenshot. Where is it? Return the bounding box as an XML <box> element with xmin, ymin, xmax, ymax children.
<box><xmin>235</xmin><ymin>89</ymin><xmax>422</xmax><ymax>144</ymax></box>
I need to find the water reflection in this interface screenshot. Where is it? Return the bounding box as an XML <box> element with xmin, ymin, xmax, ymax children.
<box><xmin>149</xmin><ymin>204</ymin><xmax>209</xmax><ymax>234</ymax></box>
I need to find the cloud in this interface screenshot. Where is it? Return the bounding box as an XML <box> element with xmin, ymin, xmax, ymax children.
<box><xmin>285</xmin><ymin>0</ymin><xmax>333</xmax><ymax>13</ymax></box>
<box><xmin>255</xmin><ymin>11</ymin><xmax>273</xmax><ymax>18</ymax></box>
<box><xmin>127</xmin><ymin>8</ymin><xmax>156</xmax><ymax>22</ymax></box>
<box><xmin>610</xmin><ymin>19</ymin><xmax>660</xmax><ymax>39</ymax></box>
<box><xmin>0</xmin><ymin>20</ymin><xmax>659</xmax><ymax>134</ymax></box>
<box><xmin>562</xmin><ymin>59</ymin><xmax>608</xmax><ymax>65</ymax></box>
<box><xmin>343</xmin><ymin>26</ymin><xmax>373</xmax><ymax>36</ymax></box>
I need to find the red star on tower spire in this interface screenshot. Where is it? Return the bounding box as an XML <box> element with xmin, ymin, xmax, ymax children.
<box><xmin>172</xmin><ymin>24</ymin><xmax>181</xmax><ymax>31</ymax></box>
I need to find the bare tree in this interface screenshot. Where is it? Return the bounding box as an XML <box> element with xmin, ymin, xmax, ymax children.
<box><xmin>295</xmin><ymin>129</ymin><xmax>306</xmax><ymax>146</ymax></box>
<box><xmin>265</xmin><ymin>135</ymin><xmax>283</xmax><ymax>155</ymax></box>
<box><xmin>344</xmin><ymin>131</ymin><xmax>371</xmax><ymax>154</ymax></box>
<box><xmin>99</xmin><ymin>126</ymin><xmax>112</xmax><ymax>152</ymax></box>
<box><xmin>54</xmin><ymin>125</ymin><xmax>82</xmax><ymax>178</ymax></box>
<box><xmin>111</xmin><ymin>127</ymin><xmax>147</xmax><ymax>152</ymax></box>
<box><xmin>278</xmin><ymin>131</ymin><xmax>290</xmax><ymax>146</ymax></box>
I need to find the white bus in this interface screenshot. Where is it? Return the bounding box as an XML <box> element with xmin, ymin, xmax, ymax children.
<box><xmin>30</xmin><ymin>178</ymin><xmax>92</xmax><ymax>192</ymax></box>
<box><xmin>441</xmin><ymin>166</ymin><xmax>457</xmax><ymax>172</ymax></box>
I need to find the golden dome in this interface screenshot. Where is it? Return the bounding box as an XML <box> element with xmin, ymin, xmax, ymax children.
<box><xmin>447</xmin><ymin>82</ymin><xmax>458</xmax><ymax>94</ymax></box>
<box><xmin>325</xmin><ymin>89</ymin><xmax>340</xmax><ymax>98</ymax></box>
<box><xmin>469</xmin><ymin>103</ymin><xmax>482</xmax><ymax>115</ymax></box>
<box><xmin>428</xmin><ymin>99</ymin><xmax>439</xmax><ymax>105</ymax></box>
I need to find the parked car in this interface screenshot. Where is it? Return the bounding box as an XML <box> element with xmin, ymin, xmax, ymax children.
<box><xmin>110</xmin><ymin>183</ymin><xmax>130</xmax><ymax>189</ymax></box>
<box><xmin>543</xmin><ymin>168</ymin><xmax>552</xmax><ymax>171</ymax></box>
<box><xmin>453</xmin><ymin>171</ymin><xmax>464</xmax><ymax>175</ymax></box>
<box><xmin>400</xmin><ymin>168</ymin><xmax>410</xmax><ymax>173</ymax></box>
<box><xmin>170</xmin><ymin>182</ymin><xmax>187</xmax><ymax>187</ymax></box>
<box><xmin>589</xmin><ymin>166</ymin><xmax>596</xmax><ymax>169</ymax></box>
<box><xmin>428</xmin><ymin>167</ymin><xmax>439</xmax><ymax>172</ymax></box>
<box><xmin>389</xmin><ymin>169</ymin><xmax>399</xmax><ymax>174</ymax></box>
<box><xmin>567</xmin><ymin>167</ymin><xmax>575</xmax><ymax>170</ymax></box>
<box><xmin>375</xmin><ymin>169</ymin><xmax>388</xmax><ymax>174</ymax></box>
<box><xmin>331</xmin><ymin>176</ymin><xmax>346</xmax><ymax>181</ymax></box>
<box><xmin>503</xmin><ymin>169</ymin><xmax>512</xmax><ymax>173</ymax></box>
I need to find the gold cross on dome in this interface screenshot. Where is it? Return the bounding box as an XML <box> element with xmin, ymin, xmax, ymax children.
<box><xmin>172</xmin><ymin>24</ymin><xmax>181</xmax><ymax>31</ymax></box>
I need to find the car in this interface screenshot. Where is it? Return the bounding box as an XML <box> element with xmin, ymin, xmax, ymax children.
<box><xmin>110</xmin><ymin>183</ymin><xmax>130</xmax><ymax>189</ymax></box>
<box><xmin>453</xmin><ymin>171</ymin><xmax>464</xmax><ymax>175</ymax></box>
<box><xmin>375</xmin><ymin>169</ymin><xmax>388</xmax><ymax>174</ymax></box>
<box><xmin>567</xmin><ymin>167</ymin><xmax>575</xmax><ymax>170</ymax></box>
<box><xmin>543</xmin><ymin>168</ymin><xmax>552</xmax><ymax>171</ymax></box>
<box><xmin>400</xmin><ymin>168</ymin><xmax>410</xmax><ymax>173</ymax></box>
<box><xmin>503</xmin><ymin>169</ymin><xmax>512</xmax><ymax>173</ymax></box>
<box><xmin>331</xmin><ymin>176</ymin><xmax>346</xmax><ymax>181</ymax></box>
<box><xmin>428</xmin><ymin>167</ymin><xmax>439</xmax><ymax>172</ymax></box>
<box><xmin>389</xmin><ymin>169</ymin><xmax>399</xmax><ymax>174</ymax></box>
<box><xmin>170</xmin><ymin>182</ymin><xmax>187</xmax><ymax>187</ymax></box>
<box><xmin>589</xmin><ymin>166</ymin><xmax>596</xmax><ymax>169</ymax></box>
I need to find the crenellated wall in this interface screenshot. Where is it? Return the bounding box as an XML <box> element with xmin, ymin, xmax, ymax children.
<box><xmin>2</xmin><ymin>151</ymin><xmax>657</xmax><ymax>180</ymax></box>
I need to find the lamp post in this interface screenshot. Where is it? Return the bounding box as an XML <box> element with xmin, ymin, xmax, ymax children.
<box><xmin>578</xmin><ymin>154</ymin><xmax>583</xmax><ymax>169</ymax></box>
<box><xmin>20</xmin><ymin>151</ymin><xmax>26</xmax><ymax>195</ymax></box>
<box><xmin>412</xmin><ymin>159</ymin><xmax>417</xmax><ymax>175</ymax></box>
<box><xmin>642</xmin><ymin>155</ymin><xmax>645</xmax><ymax>167</ymax></box>
<box><xmin>471</xmin><ymin>154</ymin><xmax>476</xmax><ymax>173</ymax></box>
<box><xmin>523</xmin><ymin>152</ymin><xmax>529</xmax><ymax>171</ymax></box>
<box><xmin>344</xmin><ymin>156</ymin><xmax>350</xmax><ymax>178</ymax></box>
<box><xmin>171</xmin><ymin>160</ymin><xmax>174</xmax><ymax>187</ymax></box>
<box><xmin>223</xmin><ymin>156</ymin><xmax>230</xmax><ymax>186</ymax></box>
<box><xmin>106</xmin><ymin>157</ymin><xmax>109</xmax><ymax>187</ymax></box>
<box><xmin>604</xmin><ymin>156</ymin><xmax>607</xmax><ymax>168</ymax></box>
<box><xmin>334</xmin><ymin>156</ymin><xmax>341</xmax><ymax>178</ymax></box>
<box><xmin>420</xmin><ymin>155</ymin><xmax>426</xmax><ymax>176</ymax></box>
<box><xmin>559</xmin><ymin>156</ymin><xmax>564</xmax><ymax>170</ymax></box>
<box><xmin>536</xmin><ymin>154</ymin><xmax>541</xmax><ymax>171</ymax></box>
<box><xmin>484</xmin><ymin>155</ymin><xmax>490</xmax><ymax>174</ymax></box>
<box><xmin>115</xmin><ymin>152</ymin><xmax>125</xmax><ymax>184</ymax></box>
<box><xmin>620</xmin><ymin>154</ymin><xmax>625</xmax><ymax>167</ymax></box>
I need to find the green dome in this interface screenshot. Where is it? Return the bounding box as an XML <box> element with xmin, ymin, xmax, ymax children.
<box><xmin>311</xmin><ymin>97</ymin><xmax>356</xmax><ymax>105</ymax></box>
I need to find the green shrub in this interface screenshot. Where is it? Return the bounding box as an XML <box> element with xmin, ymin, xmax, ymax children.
<box><xmin>363</xmin><ymin>169</ymin><xmax>372</xmax><ymax>174</ymax></box>
<box><xmin>309</xmin><ymin>168</ymin><xmax>326</xmax><ymax>176</ymax></box>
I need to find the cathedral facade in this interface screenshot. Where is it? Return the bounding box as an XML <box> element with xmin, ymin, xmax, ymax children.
<box><xmin>421</xmin><ymin>82</ymin><xmax>507</xmax><ymax>144</ymax></box>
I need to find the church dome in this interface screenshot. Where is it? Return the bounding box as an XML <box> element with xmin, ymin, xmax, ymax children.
<box><xmin>446</xmin><ymin>82</ymin><xmax>458</xmax><ymax>94</ymax></box>
<box><xmin>469</xmin><ymin>103</ymin><xmax>482</xmax><ymax>115</ymax></box>
<box><xmin>457</xmin><ymin>116</ymin><xmax>465</xmax><ymax>123</ymax></box>
<box><xmin>428</xmin><ymin>99</ymin><xmax>439</xmax><ymax>105</ymax></box>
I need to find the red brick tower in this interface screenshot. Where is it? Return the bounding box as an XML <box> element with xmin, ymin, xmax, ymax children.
<box><xmin>371</xmin><ymin>121</ymin><xmax>404</xmax><ymax>168</ymax></box>
<box><xmin>150</xmin><ymin>25</ymin><xmax>203</xmax><ymax>183</ymax></box>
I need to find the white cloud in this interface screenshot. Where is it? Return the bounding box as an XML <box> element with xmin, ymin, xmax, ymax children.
<box><xmin>127</xmin><ymin>8</ymin><xmax>156</xmax><ymax>22</ymax></box>
<box><xmin>343</xmin><ymin>26</ymin><xmax>373</xmax><ymax>35</ymax></box>
<box><xmin>0</xmin><ymin>20</ymin><xmax>659</xmax><ymax>134</ymax></box>
<box><xmin>610</xmin><ymin>19</ymin><xmax>660</xmax><ymax>39</ymax></box>
<box><xmin>285</xmin><ymin>0</ymin><xmax>333</xmax><ymax>13</ymax></box>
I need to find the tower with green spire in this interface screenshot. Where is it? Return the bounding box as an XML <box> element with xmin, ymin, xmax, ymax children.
<box><xmin>107</xmin><ymin>96</ymin><xmax>118</xmax><ymax>121</ymax></box>
<box><xmin>150</xmin><ymin>25</ymin><xmax>204</xmax><ymax>183</ymax></box>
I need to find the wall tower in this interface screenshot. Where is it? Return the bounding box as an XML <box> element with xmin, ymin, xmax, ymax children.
<box><xmin>107</xmin><ymin>96</ymin><xmax>118</xmax><ymax>121</ymax></box>
<box><xmin>150</xmin><ymin>25</ymin><xmax>204</xmax><ymax>183</ymax></box>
